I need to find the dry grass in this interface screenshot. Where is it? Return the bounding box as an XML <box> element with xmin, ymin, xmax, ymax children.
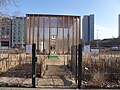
<box><xmin>91</xmin><ymin>72</ymin><xmax>107</xmax><ymax>87</ymax></box>
<box><xmin>82</xmin><ymin>52</ymin><xmax>120</xmax><ymax>88</ymax></box>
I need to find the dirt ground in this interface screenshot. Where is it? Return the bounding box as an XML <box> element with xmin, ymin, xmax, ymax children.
<box><xmin>37</xmin><ymin>58</ymin><xmax>76</xmax><ymax>88</ymax></box>
<box><xmin>0</xmin><ymin>55</ymin><xmax>77</xmax><ymax>89</ymax></box>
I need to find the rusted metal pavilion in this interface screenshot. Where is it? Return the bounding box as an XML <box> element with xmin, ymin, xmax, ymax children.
<box><xmin>26</xmin><ymin>14</ymin><xmax>81</xmax><ymax>54</ymax></box>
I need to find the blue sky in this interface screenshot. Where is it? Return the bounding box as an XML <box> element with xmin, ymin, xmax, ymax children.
<box><xmin>3</xmin><ymin>0</ymin><xmax>120</xmax><ymax>39</ymax></box>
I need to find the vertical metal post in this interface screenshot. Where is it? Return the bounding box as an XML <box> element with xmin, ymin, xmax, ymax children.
<box><xmin>39</xmin><ymin>16</ymin><xmax>41</xmax><ymax>52</ymax></box>
<box><xmin>78</xmin><ymin>44</ymin><xmax>82</xmax><ymax>89</ymax></box>
<box><xmin>43</xmin><ymin>16</ymin><xmax>45</xmax><ymax>53</ymax></box>
<box><xmin>49</xmin><ymin>17</ymin><xmax>51</xmax><ymax>54</ymax></box>
<box><xmin>67</xmin><ymin>17</ymin><xmax>70</xmax><ymax>66</ymax></box>
<box><xmin>76</xmin><ymin>17</ymin><xmax>78</xmax><ymax>45</ymax></box>
<box><xmin>62</xmin><ymin>16</ymin><xmax>64</xmax><ymax>54</ymax></box>
<box><xmin>79</xmin><ymin>17</ymin><xmax>81</xmax><ymax>44</ymax></box>
<box><xmin>56</xmin><ymin>16</ymin><xmax>59</xmax><ymax>53</ymax></box>
<box><xmin>68</xmin><ymin>16</ymin><xmax>70</xmax><ymax>54</ymax></box>
<box><xmin>37</xmin><ymin>15</ymin><xmax>40</xmax><ymax>51</ymax></box>
<box><xmin>32</xmin><ymin>43</ymin><xmax>36</xmax><ymax>88</ymax></box>
<box><xmin>75</xmin><ymin>45</ymin><xmax>77</xmax><ymax>83</ymax></box>
<box><xmin>26</xmin><ymin>15</ymin><xmax>28</xmax><ymax>44</ymax></box>
<box><xmin>10</xmin><ymin>19</ymin><xmax>12</xmax><ymax>48</ymax></box>
<box><xmin>32</xmin><ymin>15</ymin><xmax>35</xmax><ymax>43</ymax></box>
<box><xmin>29</xmin><ymin>16</ymin><xmax>31</xmax><ymax>44</ymax></box>
<box><xmin>72</xmin><ymin>17</ymin><xmax>74</xmax><ymax>46</ymax></box>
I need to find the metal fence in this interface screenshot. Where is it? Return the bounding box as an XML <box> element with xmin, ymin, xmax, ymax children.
<box><xmin>70</xmin><ymin>46</ymin><xmax>120</xmax><ymax>88</ymax></box>
<box><xmin>70</xmin><ymin>45</ymin><xmax>77</xmax><ymax>83</ymax></box>
<box><xmin>83</xmin><ymin>49</ymin><xmax>120</xmax><ymax>74</ymax></box>
<box><xmin>82</xmin><ymin>49</ymin><xmax>120</xmax><ymax>88</ymax></box>
<box><xmin>0</xmin><ymin>48</ymin><xmax>47</xmax><ymax>87</ymax></box>
<box><xmin>70</xmin><ymin>44</ymin><xmax>82</xmax><ymax>89</ymax></box>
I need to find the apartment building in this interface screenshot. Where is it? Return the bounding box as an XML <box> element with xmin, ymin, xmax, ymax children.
<box><xmin>12</xmin><ymin>17</ymin><xmax>26</xmax><ymax>48</ymax></box>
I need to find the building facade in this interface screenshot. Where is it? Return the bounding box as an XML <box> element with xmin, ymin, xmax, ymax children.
<box><xmin>0</xmin><ymin>17</ymin><xmax>12</xmax><ymax>47</ymax></box>
<box><xmin>12</xmin><ymin>17</ymin><xmax>26</xmax><ymax>48</ymax></box>
<box><xmin>82</xmin><ymin>14</ymin><xmax>94</xmax><ymax>44</ymax></box>
<box><xmin>26</xmin><ymin>14</ymin><xmax>81</xmax><ymax>54</ymax></box>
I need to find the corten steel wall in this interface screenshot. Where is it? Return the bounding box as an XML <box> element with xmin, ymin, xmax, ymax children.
<box><xmin>26</xmin><ymin>14</ymin><xmax>81</xmax><ymax>54</ymax></box>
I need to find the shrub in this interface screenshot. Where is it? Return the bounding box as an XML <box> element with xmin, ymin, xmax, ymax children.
<box><xmin>91</xmin><ymin>72</ymin><xmax>107</xmax><ymax>87</ymax></box>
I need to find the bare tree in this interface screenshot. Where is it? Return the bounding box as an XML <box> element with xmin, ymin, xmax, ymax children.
<box><xmin>0</xmin><ymin>0</ymin><xmax>19</xmax><ymax>7</ymax></box>
<box><xmin>0</xmin><ymin>0</ymin><xmax>19</xmax><ymax>17</ymax></box>
<box><xmin>12</xmin><ymin>10</ymin><xmax>24</xmax><ymax>17</ymax></box>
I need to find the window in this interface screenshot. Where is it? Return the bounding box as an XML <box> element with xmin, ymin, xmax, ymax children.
<box><xmin>14</xmin><ymin>27</ymin><xmax>16</xmax><ymax>29</ymax></box>
<box><xmin>18</xmin><ymin>29</ymin><xmax>20</xmax><ymax>31</ymax></box>
<box><xmin>2</xmin><ymin>27</ymin><xmax>5</xmax><ymax>30</ymax></box>
<box><xmin>1</xmin><ymin>32</ymin><xmax>4</xmax><ymax>35</ymax></box>
<box><xmin>18</xmin><ymin>40</ymin><xmax>20</xmax><ymax>42</ymax></box>
<box><xmin>18</xmin><ymin>23</ymin><xmax>21</xmax><ymax>26</ymax></box>
<box><xmin>13</xmin><ymin>33</ymin><xmax>15</xmax><ymax>36</ymax></box>
<box><xmin>6</xmin><ymin>31</ymin><xmax>9</xmax><ymax>35</ymax></box>
<box><xmin>18</xmin><ymin>27</ymin><xmax>20</xmax><ymax>29</ymax></box>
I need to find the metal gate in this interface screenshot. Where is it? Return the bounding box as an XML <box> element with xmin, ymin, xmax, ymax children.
<box><xmin>70</xmin><ymin>45</ymin><xmax>120</xmax><ymax>89</ymax></box>
<box><xmin>70</xmin><ymin>44</ymin><xmax>82</xmax><ymax>89</ymax></box>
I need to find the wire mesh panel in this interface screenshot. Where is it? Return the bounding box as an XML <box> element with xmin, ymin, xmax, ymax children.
<box><xmin>0</xmin><ymin>49</ymin><xmax>32</xmax><ymax>87</ymax></box>
<box><xmin>70</xmin><ymin>45</ymin><xmax>77</xmax><ymax>82</ymax></box>
<box><xmin>0</xmin><ymin>48</ymin><xmax>47</xmax><ymax>87</ymax></box>
<box><xmin>82</xmin><ymin>48</ymin><xmax>120</xmax><ymax>88</ymax></box>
